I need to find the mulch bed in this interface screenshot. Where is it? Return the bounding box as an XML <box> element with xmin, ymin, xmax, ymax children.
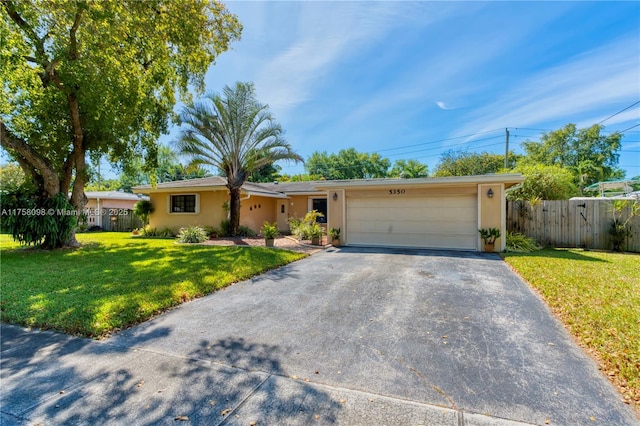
<box><xmin>201</xmin><ymin>236</ymin><xmax>330</xmax><ymax>255</ymax></box>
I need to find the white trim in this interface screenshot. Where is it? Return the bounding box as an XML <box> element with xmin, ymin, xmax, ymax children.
<box><xmin>315</xmin><ymin>174</ymin><xmax>524</xmax><ymax>189</ymax></box>
<box><xmin>167</xmin><ymin>193</ymin><xmax>200</xmax><ymax>215</ymax></box>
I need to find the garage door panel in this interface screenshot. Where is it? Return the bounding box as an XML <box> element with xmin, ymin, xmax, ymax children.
<box><xmin>346</xmin><ymin>195</ymin><xmax>477</xmax><ymax>250</ymax></box>
<box><xmin>349</xmin><ymin>219</ymin><xmax>475</xmax><ymax>235</ymax></box>
<box><xmin>348</xmin><ymin>231</ymin><xmax>476</xmax><ymax>249</ymax></box>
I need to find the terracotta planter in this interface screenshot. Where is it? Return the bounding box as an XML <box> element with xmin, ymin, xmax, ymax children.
<box><xmin>265</xmin><ymin>238</ymin><xmax>275</xmax><ymax>247</ymax></box>
<box><xmin>332</xmin><ymin>238</ymin><xmax>341</xmax><ymax>247</ymax></box>
<box><xmin>311</xmin><ymin>237</ymin><xmax>320</xmax><ymax>245</ymax></box>
<box><xmin>484</xmin><ymin>243</ymin><xmax>495</xmax><ymax>253</ymax></box>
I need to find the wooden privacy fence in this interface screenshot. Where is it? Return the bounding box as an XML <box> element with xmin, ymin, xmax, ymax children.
<box><xmin>100</xmin><ymin>209</ymin><xmax>144</xmax><ymax>232</ymax></box>
<box><xmin>506</xmin><ymin>199</ymin><xmax>640</xmax><ymax>252</ymax></box>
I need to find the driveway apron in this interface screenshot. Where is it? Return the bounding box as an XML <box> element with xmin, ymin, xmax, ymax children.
<box><xmin>1</xmin><ymin>247</ymin><xmax>637</xmax><ymax>425</ymax></box>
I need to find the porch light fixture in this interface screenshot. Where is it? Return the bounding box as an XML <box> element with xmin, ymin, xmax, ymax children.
<box><xmin>487</xmin><ymin>188</ymin><xmax>494</xmax><ymax>198</ymax></box>
<box><xmin>332</xmin><ymin>192</ymin><xmax>338</xmax><ymax>201</ymax></box>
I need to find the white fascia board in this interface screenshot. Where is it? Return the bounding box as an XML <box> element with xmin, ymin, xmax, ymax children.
<box><xmin>314</xmin><ymin>174</ymin><xmax>525</xmax><ymax>190</ymax></box>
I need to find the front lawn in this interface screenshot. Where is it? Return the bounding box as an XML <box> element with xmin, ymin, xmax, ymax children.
<box><xmin>503</xmin><ymin>249</ymin><xmax>640</xmax><ymax>406</ymax></box>
<box><xmin>0</xmin><ymin>232</ymin><xmax>306</xmax><ymax>338</ymax></box>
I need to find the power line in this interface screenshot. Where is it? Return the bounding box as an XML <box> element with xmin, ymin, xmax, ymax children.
<box><xmin>381</xmin><ymin>135</ymin><xmax>504</xmax><ymax>159</ymax></box>
<box><xmin>597</xmin><ymin>100</ymin><xmax>640</xmax><ymax>125</ymax></box>
<box><xmin>373</xmin><ymin>128</ymin><xmax>504</xmax><ymax>153</ymax></box>
<box><xmin>619</xmin><ymin>123</ymin><xmax>640</xmax><ymax>133</ymax></box>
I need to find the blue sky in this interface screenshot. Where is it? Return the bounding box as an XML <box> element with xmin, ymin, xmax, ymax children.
<box><xmin>174</xmin><ymin>0</ymin><xmax>640</xmax><ymax>179</ymax></box>
<box><xmin>34</xmin><ymin>1</ymin><xmax>640</xmax><ymax>180</ymax></box>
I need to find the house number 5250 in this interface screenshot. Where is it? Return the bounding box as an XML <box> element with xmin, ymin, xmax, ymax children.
<box><xmin>389</xmin><ymin>189</ymin><xmax>406</xmax><ymax>195</ymax></box>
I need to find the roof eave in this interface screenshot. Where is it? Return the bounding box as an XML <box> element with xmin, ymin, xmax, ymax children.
<box><xmin>314</xmin><ymin>174</ymin><xmax>525</xmax><ymax>190</ymax></box>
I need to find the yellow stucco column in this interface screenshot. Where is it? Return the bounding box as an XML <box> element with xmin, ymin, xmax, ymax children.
<box><xmin>478</xmin><ymin>184</ymin><xmax>505</xmax><ymax>251</ymax></box>
<box><xmin>326</xmin><ymin>189</ymin><xmax>346</xmax><ymax>245</ymax></box>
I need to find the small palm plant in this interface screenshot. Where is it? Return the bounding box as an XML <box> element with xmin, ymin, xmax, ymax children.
<box><xmin>261</xmin><ymin>221</ymin><xmax>278</xmax><ymax>247</ymax></box>
<box><xmin>133</xmin><ymin>199</ymin><xmax>154</xmax><ymax>227</ymax></box>
<box><xmin>608</xmin><ymin>200</ymin><xmax>639</xmax><ymax>252</ymax></box>
<box><xmin>329</xmin><ymin>227</ymin><xmax>341</xmax><ymax>245</ymax></box>
<box><xmin>479</xmin><ymin>227</ymin><xmax>501</xmax><ymax>252</ymax></box>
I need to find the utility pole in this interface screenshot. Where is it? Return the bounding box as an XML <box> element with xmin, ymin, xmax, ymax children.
<box><xmin>504</xmin><ymin>128</ymin><xmax>510</xmax><ymax>169</ymax></box>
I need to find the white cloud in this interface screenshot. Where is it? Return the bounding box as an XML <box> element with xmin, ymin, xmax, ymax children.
<box><xmin>455</xmin><ymin>33</ymin><xmax>640</xmax><ymax>138</ymax></box>
<box><xmin>436</xmin><ymin>101</ymin><xmax>456</xmax><ymax>110</ymax></box>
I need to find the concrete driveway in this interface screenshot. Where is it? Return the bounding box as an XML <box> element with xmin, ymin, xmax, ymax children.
<box><xmin>1</xmin><ymin>247</ymin><xmax>637</xmax><ymax>425</ymax></box>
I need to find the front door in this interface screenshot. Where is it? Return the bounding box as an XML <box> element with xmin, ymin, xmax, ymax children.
<box><xmin>277</xmin><ymin>200</ymin><xmax>289</xmax><ymax>232</ymax></box>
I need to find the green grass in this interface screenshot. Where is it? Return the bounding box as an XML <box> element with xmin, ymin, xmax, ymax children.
<box><xmin>0</xmin><ymin>232</ymin><xmax>306</xmax><ymax>338</ymax></box>
<box><xmin>503</xmin><ymin>249</ymin><xmax>640</xmax><ymax>405</ymax></box>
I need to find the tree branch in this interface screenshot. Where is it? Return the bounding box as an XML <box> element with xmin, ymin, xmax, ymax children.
<box><xmin>68</xmin><ymin>4</ymin><xmax>84</xmax><ymax>61</ymax></box>
<box><xmin>0</xmin><ymin>121</ymin><xmax>60</xmax><ymax>196</ymax></box>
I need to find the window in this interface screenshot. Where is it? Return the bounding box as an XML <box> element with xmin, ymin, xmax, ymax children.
<box><xmin>171</xmin><ymin>195</ymin><xmax>196</xmax><ymax>213</ymax></box>
<box><xmin>312</xmin><ymin>198</ymin><xmax>327</xmax><ymax>223</ymax></box>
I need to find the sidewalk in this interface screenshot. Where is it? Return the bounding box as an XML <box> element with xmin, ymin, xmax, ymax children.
<box><xmin>1</xmin><ymin>324</ymin><xmax>531</xmax><ymax>425</ymax></box>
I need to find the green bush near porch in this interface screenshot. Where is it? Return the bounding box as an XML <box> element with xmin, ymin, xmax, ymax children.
<box><xmin>0</xmin><ymin>233</ymin><xmax>306</xmax><ymax>338</ymax></box>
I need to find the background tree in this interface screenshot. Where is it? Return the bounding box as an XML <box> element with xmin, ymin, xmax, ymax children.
<box><xmin>86</xmin><ymin>145</ymin><xmax>210</xmax><ymax>192</ymax></box>
<box><xmin>177</xmin><ymin>82</ymin><xmax>303</xmax><ymax>235</ymax></box>
<box><xmin>133</xmin><ymin>199</ymin><xmax>154</xmax><ymax>227</ymax></box>
<box><xmin>305</xmin><ymin>148</ymin><xmax>390</xmax><ymax>180</ymax></box>
<box><xmin>0</xmin><ymin>0</ymin><xmax>241</xmax><ymax>247</ymax></box>
<box><xmin>247</xmin><ymin>163</ymin><xmax>282</xmax><ymax>183</ymax></box>
<box><xmin>507</xmin><ymin>164</ymin><xmax>577</xmax><ymax>201</ymax></box>
<box><xmin>155</xmin><ymin>145</ymin><xmax>210</xmax><ymax>183</ymax></box>
<box><xmin>0</xmin><ymin>162</ymin><xmax>26</xmax><ymax>191</ymax></box>
<box><xmin>278</xmin><ymin>173</ymin><xmax>324</xmax><ymax>182</ymax></box>
<box><xmin>521</xmin><ymin>124</ymin><xmax>623</xmax><ymax>191</ymax></box>
<box><xmin>433</xmin><ymin>150</ymin><xmax>514</xmax><ymax>177</ymax></box>
<box><xmin>387</xmin><ymin>159</ymin><xmax>428</xmax><ymax>178</ymax></box>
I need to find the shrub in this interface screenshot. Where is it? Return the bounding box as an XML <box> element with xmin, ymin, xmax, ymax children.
<box><xmin>237</xmin><ymin>225</ymin><xmax>256</xmax><ymax>237</ymax></box>
<box><xmin>289</xmin><ymin>210</ymin><xmax>324</xmax><ymax>241</ymax></box>
<box><xmin>159</xmin><ymin>227</ymin><xmax>176</xmax><ymax>238</ymax></box>
<box><xmin>505</xmin><ymin>232</ymin><xmax>541</xmax><ymax>252</ymax></box>
<box><xmin>201</xmin><ymin>225</ymin><xmax>219</xmax><ymax>238</ymax></box>
<box><xmin>609</xmin><ymin>219</ymin><xmax>632</xmax><ymax>252</ymax></box>
<box><xmin>329</xmin><ymin>227</ymin><xmax>341</xmax><ymax>240</ymax></box>
<box><xmin>133</xmin><ymin>199</ymin><xmax>154</xmax><ymax>226</ymax></box>
<box><xmin>177</xmin><ymin>226</ymin><xmax>209</xmax><ymax>243</ymax></box>
<box><xmin>287</xmin><ymin>217</ymin><xmax>301</xmax><ymax>231</ymax></box>
<box><xmin>478</xmin><ymin>227</ymin><xmax>501</xmax><ymax>245</ymax></box>
<box><xmin>608</xmin><ymin>200</ymin><xmax>639</xmax><ymax>252</ymax></box>
<box><xmin>142</xmin><ymin>226</ymin><xmax>176</xmax><ymax>238</ymax></box>
<box><xmin>219</xmin><ymin>219</ymin><xmax>232</xmax><ymax>237</ymax></box>
<box><xmin>261</xmin><ymin>222</ymin><xmax>278</xmax><ymax>239</ymax></box>
<box><xmin>0</xmin><ymin>188</ymin><xmax>77</xmax><ymax>248</ymax></box>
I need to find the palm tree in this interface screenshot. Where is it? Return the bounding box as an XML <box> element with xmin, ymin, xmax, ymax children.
<box><xmin>176</xmin><ymin>82</ymin><xmax>303</xmax><ymax>235</ymax></box>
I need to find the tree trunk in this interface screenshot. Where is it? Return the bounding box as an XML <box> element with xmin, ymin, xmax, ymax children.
<box><xmin>228</xmin><ymin>186</ymin><xmax>242</xmax><ymax>236</ymax></box>
<box><xmin>65</xmin><ymin>92</ymin><xmax>87</xmax><ymax>247</ymax></box>
<box><xmin>0</xmin><ymin>121</ymin><xmax>60</xmax><ymax>197</ymax></box>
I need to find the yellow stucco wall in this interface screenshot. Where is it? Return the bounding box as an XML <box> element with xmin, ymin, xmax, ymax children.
<box><xmin>287</xmin><ymin>195</ymin><xmax>313</xmax><ymax>220</ymax></box>
<box><xmin>148</xmin><ymin>190</ymin><xmax>228</xmax><ymax>231</ymax></box>
<box><xmin>147</xmin><ymin>191</ymin><xmax>284</xmax><ymax>234</ymax></box>
<box><xmin>478</xmin><ymin>184</ymin><xmax>504</xmax><ymax>251</ymax></box>
<box><xmin>240</xmin><ymin>196</ymin><xmax>278</xmax><ymax>233</ymax></box>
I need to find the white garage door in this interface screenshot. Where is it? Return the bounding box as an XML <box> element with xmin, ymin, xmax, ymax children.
<box><xmin>346</xmin><ymin>194</ymin><xmax>477</xmax><ymax>250</ymax></box>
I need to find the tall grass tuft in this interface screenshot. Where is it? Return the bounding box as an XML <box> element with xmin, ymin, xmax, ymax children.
<box><xmin>505</xmin><ymin>231</ymin><xmax>541</xmax><ymax>252</ymax></box>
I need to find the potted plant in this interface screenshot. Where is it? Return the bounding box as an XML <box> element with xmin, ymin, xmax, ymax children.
<box><xmin>329</xmin><ymin>227</ymin><xmax>341</xmax><ymax>246</ymax></box>
<box><xmin>261</xmin><ymin>221</ymin><xmax>278</xmax><ymax>247</ymax></box>
<box><xmin>309</xmin><ymin>223</ymin><xmax>324</xmax><ymax>245</ymax></box>
<box><xmin>479</xmin><ymin>227</ymin><xmax>501</xmax><ymax>252</ymax></box>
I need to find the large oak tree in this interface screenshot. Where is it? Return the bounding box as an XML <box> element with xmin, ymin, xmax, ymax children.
<box><xmin>0</xmin><ymin>0</ymin><xmax>241</xmax><ymax>246</ymax></box>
